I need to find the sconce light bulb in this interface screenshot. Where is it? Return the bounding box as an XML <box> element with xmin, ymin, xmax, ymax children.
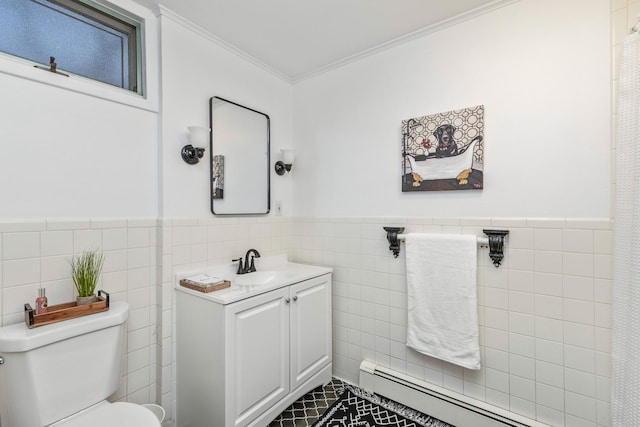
<box><xmin>188</xmin><ymin>126</ymin><xmax>209</xmax><ymax>147</ymax></box>
<box><xmin>275</xmin><ymin>149</ymin><xmax>294</xmax><ymax>175</ymax></box>
<box><xmin>281</xmin><ymin>149</ymin><xmax>295</xmax><ymax>165</ymax></box>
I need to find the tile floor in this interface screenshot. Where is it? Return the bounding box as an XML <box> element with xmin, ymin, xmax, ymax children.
<box><xmin>268</xmin><ymin>378</ymin><xmax>346</xmax><ymax>427</ymax></box>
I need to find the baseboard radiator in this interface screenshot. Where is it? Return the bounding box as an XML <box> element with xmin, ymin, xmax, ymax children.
<box><xmin>359</xmin><ymin>361</ymin><xmax>548</xmax><ymax>427</ymax></box>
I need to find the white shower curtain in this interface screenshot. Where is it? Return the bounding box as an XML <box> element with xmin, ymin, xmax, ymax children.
<box><xmin>613</xmin><ymin>29</ymin><xmax>640</xmax><ymax>426</ymax></box>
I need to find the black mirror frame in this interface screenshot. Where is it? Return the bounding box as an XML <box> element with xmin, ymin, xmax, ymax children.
<box><xmin>209</xmin><ymin>96</ymin><xmax>271</xmax><ymax>216</ymax></box>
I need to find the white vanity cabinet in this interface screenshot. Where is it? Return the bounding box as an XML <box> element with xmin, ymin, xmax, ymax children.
<box><xmin>289</xmin><ymin>276</ymin><xmax>332</xmax><ymax>390</ymax></box>
<box><xmin>176</xmin><ymin>270</ymin><xmax>332</xmax><ymax>427</ymax></box>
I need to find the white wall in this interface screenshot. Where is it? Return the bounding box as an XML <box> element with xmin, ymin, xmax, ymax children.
<box><xmin>293</xmin><ymin>0</ymin><xmax>611</xmax><ymax>218</ymax></box>
<box><xmin>0</xmin><ymin>74</ymin><xmax>159</xmax><ymax>218</ymax></box>
<box><xmin>289</xmin><ymin>1</ymin><xmax>613</xmax><ymax>425</ymax></box>
<box><xmin>0</xmin><ymin>0</ymin><xmax>162</xmax><ymax>411</ymax></box>
<box><xmin>0</xmin><ymin>0</ymin><xmax>159</xmax><ymax>219</ymax></box>
<box><xmin>159</xmin><ymin>10</ymin><xmax>294</xmax><ymax>218</ymax></box>
<box><xmin>157</xmin><ymin>10</ymin><xmax>297</xmax><ymax>419</ymax></box>
<box><xmin>0</xmin><ymin>0</ymin><xmax>616</xmax><ymax>425</ymax></box>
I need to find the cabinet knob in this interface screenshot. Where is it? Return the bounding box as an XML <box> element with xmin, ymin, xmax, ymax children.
<box><xmin>293</xmin><ymin>296</ymin><xmax>298</xmax><ymax>301</ymax></box>
<box><xmin>285</xmin><ymin>298</ymin><xmax>290</xmax><ymax>304</ymax></box>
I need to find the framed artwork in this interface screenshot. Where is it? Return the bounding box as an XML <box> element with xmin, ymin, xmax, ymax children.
<box><xmin>401</xmin><ymin>105</ymin><xmax>484</xmax><ymax>192</ymax></box>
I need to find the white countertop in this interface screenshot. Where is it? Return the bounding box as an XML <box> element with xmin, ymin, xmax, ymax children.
<box><xmin>174</xmin><ymin>258</ymin><xmax>332</xmax><ymax>305</ymax></box>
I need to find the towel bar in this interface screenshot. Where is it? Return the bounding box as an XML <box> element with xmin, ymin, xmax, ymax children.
<box><xmin>383</xmin><ymin>227</ymin><xmax>509</xmax><ymax>267</ymax></box>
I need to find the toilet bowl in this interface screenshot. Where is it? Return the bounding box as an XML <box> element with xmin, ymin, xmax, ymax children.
<box><xmin>53</xmin><ymin>402</ymin><xmax>160</xmax><ymax>426</ymax></box>
<box><xmin>0</xmin><ymin>302</ymin><xmax>160</xmax><ymax>427</ymax></box>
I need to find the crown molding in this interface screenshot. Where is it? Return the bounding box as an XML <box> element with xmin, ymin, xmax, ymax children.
<box><xmin>291</xmin><ymin>0</ymin><xmax>520</xmax><ymax>83</ymax></box>
<box><xmin>157</xmin><ymin>0</ymin><xmax>520</xmax><ymax>85</ymax></box>
<box><xmin>157</xmin><ymin>5</ymin><xmax>293</xmax><ymax>84</ymax></box>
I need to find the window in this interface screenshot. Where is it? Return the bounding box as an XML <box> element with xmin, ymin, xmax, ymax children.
<box><xmin>0</xmin><ymin>0</ymin><xmax>141</xmax><ymax>93</ymax></box>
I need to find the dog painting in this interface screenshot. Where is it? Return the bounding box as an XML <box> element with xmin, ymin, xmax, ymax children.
<box><xmin>433</xmin><ymin>124</ymin><xmax>458</xmax><ymax>157</ymax></box>
<box><xmin>401</xmin><ymin>105</ymin><xmax>484</xmax><ymax>192</ymax></box>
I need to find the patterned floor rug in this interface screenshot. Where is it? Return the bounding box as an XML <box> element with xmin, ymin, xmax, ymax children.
<box><xmin>312</xmin><ymin>385</ymin><xmax>453</xmax><ymax>427</ymax></box>
<box><xmin>269</xmin><ymin>379</ymin><xmax>346</xmax><ymax>427</ymax></box>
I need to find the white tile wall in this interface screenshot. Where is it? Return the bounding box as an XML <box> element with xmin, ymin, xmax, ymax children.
<box><xmin>0</xmin><ymin>213</ymin><xmax>615</xmax><ymax>427</ymax></box>
<box><xmin>291</xmin><ymin>216</ymin><xmax>612</xmax><ymax>427</ymax></box>
<box><xmin>0</xmin><ymin>218</ymin><xmax>159</xmax><ymax>407</ymax></box>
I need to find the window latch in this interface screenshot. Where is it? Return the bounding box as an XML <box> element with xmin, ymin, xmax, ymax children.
<box><xmin>35</xmin><ymin>56</ymin><xmax>69</xmax><ymax>77</ymax></box>
<box><xmin>49</xmin><ymin>56</ymin><xmax>57</xmax><ymax>73</ymax></box>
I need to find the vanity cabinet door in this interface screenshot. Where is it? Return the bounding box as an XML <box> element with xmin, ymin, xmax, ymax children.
<box><xmin>226</xmin><ymin>287</ymin><xmax>290</xmax><ymax>427</ymax></box>
<box><xmin>289</xmin><ymin>274</ymin><xmax>332</xmax><ymax>391</ymax></box>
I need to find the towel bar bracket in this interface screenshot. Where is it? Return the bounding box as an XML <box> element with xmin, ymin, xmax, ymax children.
<box><xmin>483</xmin><ymin>229</ymin><xmax>509</xmax><ymax>267</ymax></box>
<box><xmin>382</xmin><ymin>227</ymin><xmax>509</xmax><ymax>267</ymax></box>
<box><xmin>383</xmin><ymin>227</ymin><xmax>405</xmax><ymax>258</ymax></box>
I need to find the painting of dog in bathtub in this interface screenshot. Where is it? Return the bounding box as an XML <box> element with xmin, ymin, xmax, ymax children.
<box><xmin>402</xmin><ymin>105</ymin><xmax>484</xmax><ymax>192</ymax></box>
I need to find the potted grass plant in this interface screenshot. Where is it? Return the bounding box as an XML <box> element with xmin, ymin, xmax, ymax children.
<box><xmin>70</xmin><ymin>250</ymin><xmax>105</xmax><ymax>305</ymax></box>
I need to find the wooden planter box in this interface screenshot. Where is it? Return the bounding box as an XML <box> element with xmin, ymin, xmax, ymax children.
<box><xmin>24</xmin><ymin>290</ymin><xmax>110</xmax><ymax>329</ymax></box>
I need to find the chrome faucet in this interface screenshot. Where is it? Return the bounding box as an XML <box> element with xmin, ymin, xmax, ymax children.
<box><xmin>233</xmin><ymin>249</ymin><xmax>261</xmax><ymax>274</ymax></box>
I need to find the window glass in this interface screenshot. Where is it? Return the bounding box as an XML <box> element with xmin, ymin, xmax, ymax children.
<box><xmin>0</xmin><ymin>0</ymin><xmax>139</xmax><ymax>92</ymax></box>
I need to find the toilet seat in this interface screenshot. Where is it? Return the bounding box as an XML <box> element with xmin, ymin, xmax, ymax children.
<box><xmin>53</xmin><ymin>402</ymin><xmax>161</xmax><ymax>427</ymax></box>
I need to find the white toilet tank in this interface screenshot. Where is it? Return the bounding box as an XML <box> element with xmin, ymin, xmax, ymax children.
<box><xmin>0</xmin><ymin>302</ymin><xmax>129</xmax><ymax>427</ymax></box>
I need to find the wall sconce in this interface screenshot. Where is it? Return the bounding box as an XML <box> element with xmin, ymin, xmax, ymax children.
<box><xmin>274</xmin><ymin>149</ymin><xmax>295</xmax><ymax>175</ymax></box>
<box><xmin>181</xmin><ymin>126</ymin><xmax>208</xmax><ymax>165</ymax></box>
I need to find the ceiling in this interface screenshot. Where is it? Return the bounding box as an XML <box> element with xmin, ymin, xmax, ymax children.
<box><xmin>134</xmin><ymin>0</ymin><xmax>511</xmax><ymax>82</ymax></box>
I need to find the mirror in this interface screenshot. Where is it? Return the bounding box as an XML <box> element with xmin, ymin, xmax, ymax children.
<box><xmin>209</xmin><ymin>96</ymin><xmax>270</xmax><ymax>215</ymax></box>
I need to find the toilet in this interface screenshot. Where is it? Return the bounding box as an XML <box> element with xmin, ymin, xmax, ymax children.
<box><xmin>0</xmin><ymin>301</ymin><xmax>160</xmax><ymax>427</ymax></box>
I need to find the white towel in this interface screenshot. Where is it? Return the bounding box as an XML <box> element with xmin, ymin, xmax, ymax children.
<box><xmin>406</xmin><ymin>233</ymin><xmax>480</xmax><ymax>370</ymax></box>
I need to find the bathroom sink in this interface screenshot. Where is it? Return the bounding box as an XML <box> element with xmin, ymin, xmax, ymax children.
<box><xmin>233</xmin><ymin>271</ymin><xmax>278</xmax><ymax>286</ymax></box>
<box><xmin>176</xmin><ymin>255</ymin><xmax>333</xmax><ymax>304</ymax></box>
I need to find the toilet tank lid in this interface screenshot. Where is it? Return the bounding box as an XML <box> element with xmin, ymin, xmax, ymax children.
<box><xmin>0</xmin><ymin>302</ymin><xmax>128</xmax><ymax>353</ymax></box>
